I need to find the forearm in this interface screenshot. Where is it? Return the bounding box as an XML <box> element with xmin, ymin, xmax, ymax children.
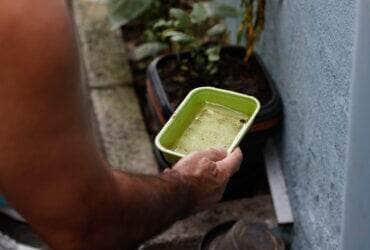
<box><xmin>0</xmin><ymin>108</ymin><xmax>193</xmax><ymax>249</ymax></box>
<box><xmin>0</xmin><ymin>1</ymin><xmax>202</xmax><ymax>249</ymax></box>
<box><xmin>101</xmin><ymin>170</ymin><xmax>193</xmax><ymax>249</ymax></box>
<box><xmin>21</xmin><ymin>167</ymin><xmax>193</xmax><ymax>250</ymax></box>
<box><xmin>0</xmin><ymin>1</ymin><xmax>193</xmax><ymax>248</ymax></box>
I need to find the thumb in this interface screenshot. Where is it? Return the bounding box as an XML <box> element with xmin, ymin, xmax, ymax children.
<box><xmin>216</xmin><ymin>148</ymin><xmax>243</xmax><ymax>178</ymax></box>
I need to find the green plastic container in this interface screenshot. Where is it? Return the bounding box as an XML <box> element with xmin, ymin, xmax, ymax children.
<box><xmin>155</xmin><ymin>87</ymin><xmax>261</xmax><ymax>162</ymax></box>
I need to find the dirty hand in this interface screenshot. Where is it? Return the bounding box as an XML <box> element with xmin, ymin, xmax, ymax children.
<box><xmin>164</xmin><ymin>148</ymin><xmax>243</xmax><ymax>210</ymax></box>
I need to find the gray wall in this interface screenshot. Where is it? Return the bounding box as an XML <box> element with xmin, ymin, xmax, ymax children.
<box><xmin>342</xmin><ymin>0</ymin><xmax>370</xmax><ymax>249</ymax></box>
<box><xmin>222</xmin><ymin>0</ymin><xmax>357</xmax><ymax>249</ymax></box>
<box><xmin>258</xmin><ymin>1</ymin><xmax>356</xmax><ymax>249</ymax></box>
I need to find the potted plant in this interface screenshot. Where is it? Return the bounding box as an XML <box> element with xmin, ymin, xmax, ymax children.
<box><xmin>108</xmin><ymin>0</ymin><xmax>175</xmax><ymax>79</ymax></box>
<box><xmin>108</xmin><ymin>0</ymin><xmax>200</xmax><ymax>60</ymax></box>
<box><xmin>108</xmin><ymin>0</ymin><xmax>242</xmax><ymax>134</ymax></box>
<box><xmin>146</xmin><ymin>1</ymin><xmax>281</xmax><ymax>154</ymax></box>
<box><xmin>107</xmin><ymin>0</ymin><xmax>196</xmax><ymax>136</ymax></box>
<box><xmin>107</xmin><ymin>0</ymin><xmax>207</xmax><ymax>128</ymax></box>
<box><xmin>108</xmin><ymin>0</ymin><xmax>281</xmax><ymax>199</ymax></box>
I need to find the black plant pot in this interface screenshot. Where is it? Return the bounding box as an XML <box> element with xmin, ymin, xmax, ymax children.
<box><xmin>146</xmin><ymin>46</ymin><xmax>282</xmax><ymax>198</ymax></box>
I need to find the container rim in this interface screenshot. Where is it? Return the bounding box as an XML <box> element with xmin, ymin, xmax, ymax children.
<box><xmin>155</xmin><ymin>87</ymin><xmax>261</xmax><ymax>160</ymax></box>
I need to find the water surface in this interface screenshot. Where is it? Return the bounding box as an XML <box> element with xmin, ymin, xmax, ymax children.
<box><xmin>171</xmin><ymin>102</ymin><xmax>249</xmax><ymax>154</ymax></box>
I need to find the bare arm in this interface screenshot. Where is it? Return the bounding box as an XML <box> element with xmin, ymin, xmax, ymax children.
<box><xmin>0</xmin><ymin>1</ymin><xmax>242</xmax><ymax>249</ymax></box>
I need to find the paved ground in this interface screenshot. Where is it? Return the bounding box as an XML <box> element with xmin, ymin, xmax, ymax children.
<box><xmin>72</xmin><ymin>0</ymin><xmax>158</xmax><ymax>175</ymax></box>
<box><xmin>140</xmin><ymin>195</ymin><xmax>276</xmax><ymax>250</ymax></box>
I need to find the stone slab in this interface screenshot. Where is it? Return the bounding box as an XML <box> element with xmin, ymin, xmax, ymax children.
<box><xmin>72</xmin><ymin>0</ymin><xmax>132</xmax><ymax>88</ymax></box>
<box><xmin>264</xmin><ymin>140</ymin><xmax>294</xmax><ymax>225</ymax></box>
<box><xmin>91</xmin><ymin>86</ymin><xmax>158</xmax><ymax>175</ymax></box>
<box><xmin>140</xmin><ymin>195</ymin><xmax>276</xmax><ymax>250</ymax></box>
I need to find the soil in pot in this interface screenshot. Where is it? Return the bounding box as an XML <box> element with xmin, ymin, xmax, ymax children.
<box><xmin>158</xmin><ymin>51</ymin><xmax>272</xmax><ymax>110</ymax></box>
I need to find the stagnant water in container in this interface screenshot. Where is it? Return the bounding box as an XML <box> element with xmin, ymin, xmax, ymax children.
<box><xmin>171</xmin><ymin>102</ymin><xmax>249</xmax><ymax>155</ymax></box>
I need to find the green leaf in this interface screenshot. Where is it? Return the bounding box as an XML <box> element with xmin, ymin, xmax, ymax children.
<box><xmin>237</xmin><ymin>23</ymin><xmax>245</xmax><ymax>45</ymax></box>
<box><xmin>170</xmin><ymin>8</ymin><xmax>191</xmax><ymax>28</ymax></box>
<box><xmin>170</xmin><ymin>8</ymin><xmax>189</xmax><ymax>21</ymax></box>
<box><xmin>132</xmin><ymin>42</ymin><xmax>168</xmax><ymax>61</ymax></box>
<box><xmin>206</xmin><ymin>46</ymin><xmax>221</xmax><ymax>62</ymax></box>
<box><xmin>237</xmin><ymin>29</ymin><xmax>244</xmax><ymax>45</ymax></box>
<box><xmin>189</xmin><ymin>2</ymin><xmax>240</xmax><ymax>23</ymax></box>
<box><xmin>108</xmin><ymin>0</ymin><xmax>155</xmax><ymax>29</ymax></box>
<box><xmin>207</xmin><ymin>23</ymin><xmax>227</xmax><ymax>37</ymax></box>
<box><xmin>162</xmin><ymin>30</ymin><xmax>195</xmax><ymax>44</ymax></box>
<box><xmin>143</xmin><ymin>29</ymin><xmax>156</xmax><ymax>42</ymax></box>
<box><xmin>190</xmin><ymin>2</ymin><xmax>210</xmax><ymax>24</ymax></box>
<box><xmin>213</xmin><ymin>4</ymin><xmax>239</xmax><ymax>18</ymax></box>
<box><xmin>153</xmin><ymin>19</ymin><xmax>174</xmax><ymax>30</ymax></box>
<box><xmin>207</xmin><ymin>64</ymin><xmax>218</xmax><ymax>75</ymax></box>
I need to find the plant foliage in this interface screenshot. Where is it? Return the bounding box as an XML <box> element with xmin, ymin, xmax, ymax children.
<box><xmin>150</xmin><ymin>1</ymin><xmax>237</xmax><ymax>78</ymax></box>
<box><xmin>108</xmin><ymin>0</ymin><xmax>155</xmax><ymax>29</ymax></box>
<box><xmin>238</xmin><ymin>0</ymin><xmax>265</xmax><ymax>62</ymax></box>
<box><xmin>108</xmin><ymin>0</ymin><xmax>196</xmax><ymax>59</ymax></box>
<box><xmin>108</xmin><ymin>0</ymin><xmax>250</xmax><ymax>77</ymax></box>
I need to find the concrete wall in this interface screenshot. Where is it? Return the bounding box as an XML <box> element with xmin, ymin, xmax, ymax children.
<box><xmin>258</xmin><ymin>1</ymin><xmax>356</xmax><ymax>249</ymax></box>
<box><xmin>342</xmin><ymin>0</ymin><xmax>370</xmax><ymax>249</ymax></box>
<box><xmin>222</xmin><ymin>0</ymin><xmax>356</xmax><ymax>249</ymax></box>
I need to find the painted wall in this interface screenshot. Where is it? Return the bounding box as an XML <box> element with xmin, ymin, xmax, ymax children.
<box><xmin>342</xmin><ymin>0</ymin><xmax>370</xmax><ymax>249</ymax></box>
<box><xmin>259</xmin><ymin>1</ymin><xmax>356</xmax><ymax>249</ymax></box>
<box><xmin>222</xmin><ymin>0</ymin><xmax>356</xmax><ymax>249</ymax></box>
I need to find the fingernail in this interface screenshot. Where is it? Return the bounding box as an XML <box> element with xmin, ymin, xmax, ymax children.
<box><xmin>233</xmin><ymin>147</ymin><xmax>242</xmax><ymax>152</ymax></box>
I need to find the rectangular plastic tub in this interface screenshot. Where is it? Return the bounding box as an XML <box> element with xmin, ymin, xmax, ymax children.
<box><xmin>155</xmin><ymin>87</ymin><xmax>261</xmax><ymax>162</ymax></box>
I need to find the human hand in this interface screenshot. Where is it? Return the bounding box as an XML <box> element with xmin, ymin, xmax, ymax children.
<box><xmin>164</xmin><ymin>148</ymin><xmax>243</xmax><ymax>210</ymax></box>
